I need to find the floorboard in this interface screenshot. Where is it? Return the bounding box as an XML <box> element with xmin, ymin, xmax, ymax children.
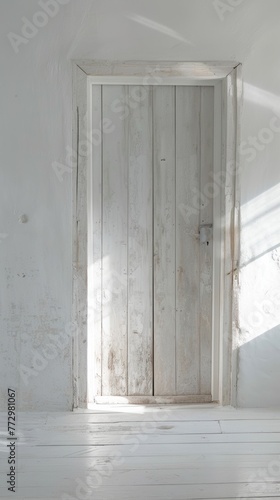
<box><xmin>0</xmin><ymin>405</ymin><xmax>280</xmax><ymax>499</ymax></box>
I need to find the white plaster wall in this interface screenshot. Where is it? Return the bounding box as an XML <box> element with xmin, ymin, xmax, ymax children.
<box><xmin>1</xmin><ymin>0</ymin><xmax>280</xmax><ymax>409</ymax></box>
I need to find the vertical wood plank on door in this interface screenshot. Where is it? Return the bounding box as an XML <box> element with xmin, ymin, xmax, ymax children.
<box><xmin>73</xmin><ymin>66</ymin><xmax>88</xmax><ymax>407</ymax></box>
<box><xmin>175</xmin><ymin>86</ymin><xmax>201</xmax><ymax>395</ymax></box>
<box><xmin>102</xmin><ymin>86</ymin><xmax>128</xmax><ymax>396</ymax></box>
<box><xmin>128</xmin><ymin>86</ymin><xmax>153</xmax><ymax>395</ymax></box>
<box><xmin>153</xmin><ymin>86</ymin><xmax>176</xmax><ymax>396</ymax></box>
<box><xmin>91</xmin><ymin>85</ymin><xmax>102</xmax><ymax>396</ymax></box>
<box><xmin>200</xmin><ymin>87</ymin><xmax>214</xmax><ymax>395</ymax></box>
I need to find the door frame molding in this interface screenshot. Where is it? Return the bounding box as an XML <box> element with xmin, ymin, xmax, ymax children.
<box><xmin>72</xmin><ymin>60</ymin><xmax>242</xmax><ymax>408</ymax></box>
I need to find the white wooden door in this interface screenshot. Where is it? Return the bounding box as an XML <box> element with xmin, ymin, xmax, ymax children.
<box><xmin>92</xmin><ymin>85</ymin><xmax>214</xmax><ymax>401</ymax></box>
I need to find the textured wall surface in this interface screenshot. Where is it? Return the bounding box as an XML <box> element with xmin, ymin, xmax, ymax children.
<box><xmin>1</xmin><ymin>0</ymin><xmax>280</xmax><ymax>410</ymax></box>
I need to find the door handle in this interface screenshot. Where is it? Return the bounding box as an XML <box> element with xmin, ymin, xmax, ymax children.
<box><xmin>199</xmin><ymin>224</ymin><xmax>213</xmax><ymax>245</ymax></box>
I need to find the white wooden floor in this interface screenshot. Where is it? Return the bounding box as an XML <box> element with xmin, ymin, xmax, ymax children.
<box><xmin>1</xmin><ymin>404</ymin><xmax>280</xmax><ymax>499</ymax></box>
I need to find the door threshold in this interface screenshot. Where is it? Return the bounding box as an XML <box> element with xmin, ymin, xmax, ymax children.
<box><xmin>93</xmin><ymin>395</ymin><xmax>212</xmax><ymax>405</ymax></box>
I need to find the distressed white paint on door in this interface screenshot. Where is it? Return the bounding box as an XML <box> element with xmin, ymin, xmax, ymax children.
<box><xmin>128</xmin><ymin>86</ymin><xmax>153</xmax><ymax>396</ymax></box>
<box><xmin>175</xmin><ymin>86</ymin><xmax>201</xmax><ymax>395</ymax></box>
<box><xmin>102</xmin><ymin>86</ymin><xmax>128</xmax><ymax>396</ymax></box>
<box><xmin>93</xmin><ymin>85</ymin><xmax>214</xmax><ymax>399</ymax></box>
<box><xmin>153</xmin><ymin>86</ymin><xmax>176</xmax><ymax>396</ymax></box>
<box><xmin>199</xmin><ymin>87</ymin><xmax>214</xmax><ymax>395</ymax></box>
<box><xmin>91</xmin><ymin>84</ymin><xmax>102</xmax><ymax>396</ymax></box>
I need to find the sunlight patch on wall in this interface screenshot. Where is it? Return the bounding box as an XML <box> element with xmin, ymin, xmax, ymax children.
<box><xmin>242</xmin><ymin>182</ymin><xmax>280</xmax><ymax>266</ymax></box>
<box><xmin>238</xmin><ymin>183</ymin><xmax>280</xmax><ymax>345</ymax></box>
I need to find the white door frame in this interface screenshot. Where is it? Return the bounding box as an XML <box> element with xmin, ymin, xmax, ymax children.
<box><xmin>72</xmin><ymin>60</ymin><xmax>242</xmax><ymax>408</ymax></box>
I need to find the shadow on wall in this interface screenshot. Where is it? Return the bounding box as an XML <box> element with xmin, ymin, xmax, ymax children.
<box><xmin>237</xmin><ymin>325</ymin><xmax>280</xmax><ymax>407</ymax></box>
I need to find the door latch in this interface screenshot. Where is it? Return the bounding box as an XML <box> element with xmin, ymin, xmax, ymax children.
<box><xmin>199</xmin><ymin>223</ymin><xmax>213</xmax><ymax>245</ymax></box>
